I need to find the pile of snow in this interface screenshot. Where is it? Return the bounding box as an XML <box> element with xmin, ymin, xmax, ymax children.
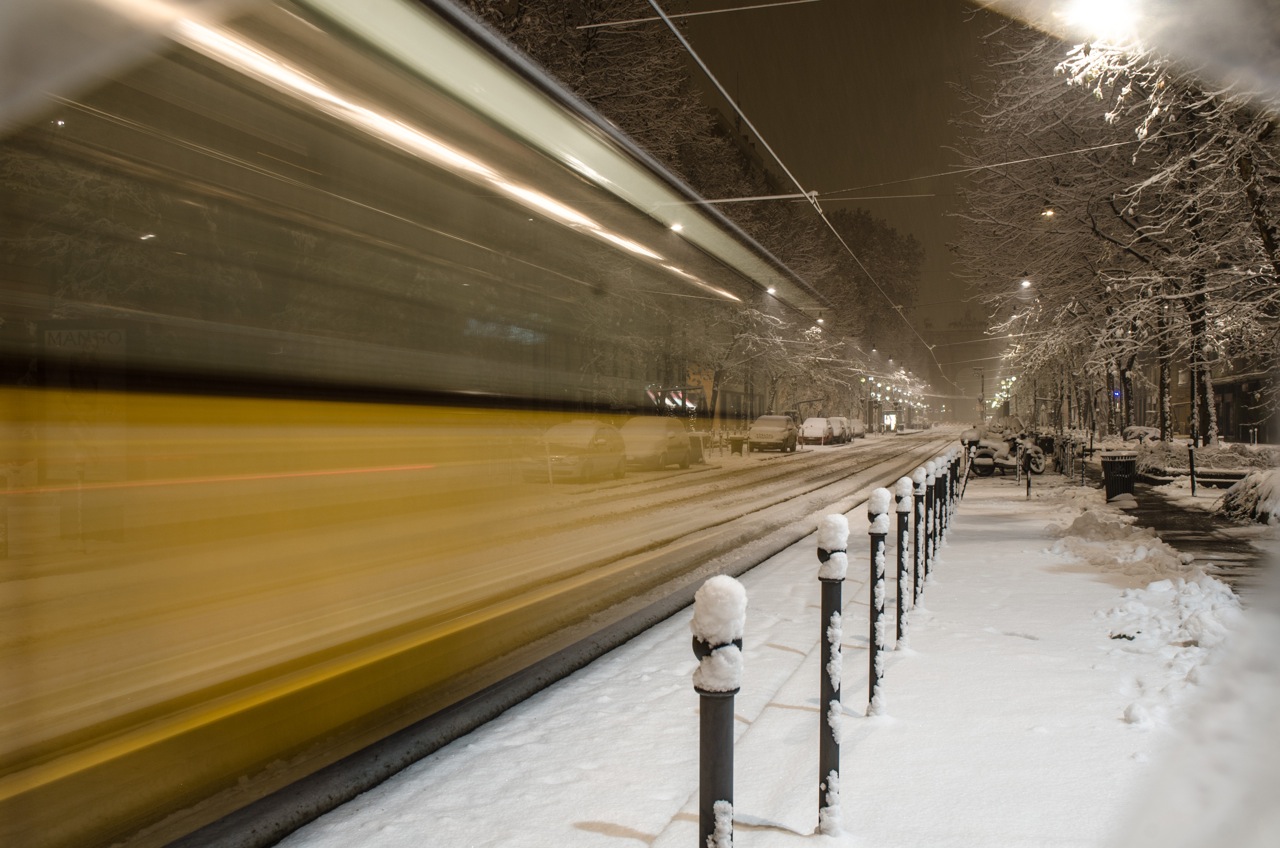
<box><xmin>1104</xmin><ymin>572</ymin><xmax>1243</xmax><ymax>730</ymax></box>
<box><xmin>1106</xmin><ymin>596</ymin><xmax>1280</xmax><ymax>848</ymax></box>
<box><xmin>1104</xmin><ymin>573</ymin><xmax>1242</xmax><ymax>654</ymax></box>
<box><xmin>1217</xmin><ymin>468</ymin><xmax>1280</xmax><ymax>525</ymax></box>
<box><xmin>815</xmin><ymin>514</ymin><xmax>849</xmax><ymax>580</ymax></box>
<box><xmin>691</xmin><ymin>575</ymin><xmax>747</xmax><ymax>692</ymax></box>
<box><xmin>1050</xmin><ymin>506</ymin><xmax>1196</xmax><ymax>578</ymax></box>
<box><xmin>867</xmin><ymin>487</ymin><xmax>892</xmax><ymax>534</ymax></box>
<box><xmin>1138</xmin><ymin>440</ymin><xmax>1278</xmax><ymax>473</ymax></box>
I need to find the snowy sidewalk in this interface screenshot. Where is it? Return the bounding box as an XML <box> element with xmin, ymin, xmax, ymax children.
<box><xmin>281</xmin><ymin>475</ymin><xmax>1273</xmax><ymax>848</ymax></box>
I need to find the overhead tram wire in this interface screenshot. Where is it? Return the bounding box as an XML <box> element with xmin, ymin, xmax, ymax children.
<box><xmin>818</xmin><ymin>132</ymin><xmax>1197</xmax><ymax>199</ymax></box>
<box><xmin>645</xmin><ymin>0</ymin><xmax>960</xmax><ymax>392</ymax></box>
<box><xmin>577</xmin><ymin>0</ymin><xmax>822</xmax><ymax>30</ymax></box>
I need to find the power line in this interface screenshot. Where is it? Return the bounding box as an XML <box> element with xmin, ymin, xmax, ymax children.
<box><xmin>657</xmin><ymin>190</ymin><xmax>937</xmax><ymax>204</ymax></box>
<box><xmin>821</xmin><ymin>131</ymin><xmax>1196</xmax><ymax>198</ymax></box>
<box><xmin>646</xmin><ymin>0</ymin><xmax>960</xmax><ymax>392</ymax></box>
<box><xmin>577</xmin><ymin>0</ymin><xmax>821</xmax><ymax>30</ymax></box>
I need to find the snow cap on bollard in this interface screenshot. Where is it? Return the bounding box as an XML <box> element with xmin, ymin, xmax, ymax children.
<box><xmin>816</xmin><ymin>514</ymin><xmax>850</xmax><ymax>581</ymax></box>
<box><xmin>894</xmin><ymin>477</ymin><xmax>913</xmax><ymax>511</ymax></box>
<box><xmin>912</xmin><ymin>466</ymin><xmax>927</xmax><ymax>492</ymax></box>
<box><xmin>924</xmin><ymin>460</ymin><xmax>936</xmax><ymax>484</ymax></box>
<box><xmin>691</xmin><ymin>575</ymin><xmax>747</xmax><ymax>693</ymax></box>
<box><xmin>868</xmin><ymin>487</ymin><xmax>892</xmax><ymax>535</ymax></box>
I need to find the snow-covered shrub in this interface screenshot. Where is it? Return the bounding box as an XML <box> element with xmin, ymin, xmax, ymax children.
<box><xmin>1217</xmin><ymin>469</ymin><xmax>1280</xmax><ymax>525</ymax></box>
<box><xmin>1137</xmin><ymin>441</ymin><xmax>1278</xmax><ymax>474</ymax></box>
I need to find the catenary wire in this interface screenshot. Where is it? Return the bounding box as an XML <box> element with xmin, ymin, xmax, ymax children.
<box><xmin>645</xmin><ymin>0</ymin><xmax>961</xmax><ymax>392</ymax></box>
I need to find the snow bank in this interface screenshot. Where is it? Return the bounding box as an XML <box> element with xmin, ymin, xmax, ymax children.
<box><xmin>1106</xmin><ymin>595</ymin><xmax>1280</xmax><ymax>848</ymax></box>
<box><xmin>1139</xmin><ymin>440</ymin><xmax>1278</xmax><ymax>473</ymax></box>
<box><xmin>1104</xmin><ymin>572</ymin><xmax>1242</xmax><ymax>655</ymax></box>
<box><xmin>1217</xmin><ymin>468</ymin><xmax>1280</xmax><ymax>525</ymax></box>
<box><xmin>1050</xmin><ymin>506</ymin><xmax>1196</xmax><ymax>579</ymax></box>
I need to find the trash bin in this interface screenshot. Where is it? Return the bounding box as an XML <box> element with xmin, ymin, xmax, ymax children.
<box><xmin>729</xmin><ymin>435</ymin><xmax>746</xmax><ymax>456</ymax></box>
<box><xmin>1099</xmin><ymin>451</ymin><xmax>1137</xmax><ymax>500</ymax></box>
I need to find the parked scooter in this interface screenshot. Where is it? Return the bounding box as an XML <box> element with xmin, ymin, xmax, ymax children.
<box><xmin>969</xmin><ymin>432</ymin><xmax>1046</xmax><ymax>477</ymax></box>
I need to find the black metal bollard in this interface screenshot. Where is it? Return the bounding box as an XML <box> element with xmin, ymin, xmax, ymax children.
<box><xmin>923</xmin><ymin>462</ymin><xmax>936</xmax><ymax>580</ymax></box>
<box><xmin>962</xmin><ymin>443</ymin><xmax>976</xmax><ymax>498</ymax></box>
<box><xmin>912</xmin><ymin>467</ymin><xmax>926</xmax><ymax>604</ymax></box>
<box><xmin>815</xmin><ymin>514</ymin><xmax>849</xmax><ymax>834</ymax></box>
<box><xmin>1188</xmin><ymin>443</ymin><xmax>1197</xmax><ymax>497</ymax></box>
<box><xmin>933</xmin><ymin>456</ymin><xmax>947</xmax><ymax>542</ymax></box>
<box><xmin>867</xmin><ymin>488</ymin><xmax>891</xmax><ymax>715</ymax></box>
<box><xmin>940</xmin><ymin>453</ymin><xmax>952</xmax><ymax>529</ymax></box>
<box><xmin>951</xmin><ymin>450</ymin><xmax>960</xmax><ymax>507</ymax></box>
<box><xmin>894</xmin><ymin>477</ymin><xmax>913</xmax><ymax>645</ymax></box>
<box><xmin>690</xmin><ymin>576</ymin><xmax>746</xmax><ymax>848</ymax></box>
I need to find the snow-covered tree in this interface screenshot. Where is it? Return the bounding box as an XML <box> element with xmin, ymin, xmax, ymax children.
<box><xmin>955</xmin><ymin>24</ymin><xmax>1280</xmax><ymax>440</ymax></box>
<box><xmin>457</xmin><ymin>0</ymin><xmax>925</xmax><ymax>396</ymax></box>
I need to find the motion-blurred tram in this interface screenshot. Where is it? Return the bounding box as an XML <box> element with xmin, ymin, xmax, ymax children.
<box><xmin>1</xmin><ymin>1</ymin><xmax>827</xmax><ymax>845</ymax></box>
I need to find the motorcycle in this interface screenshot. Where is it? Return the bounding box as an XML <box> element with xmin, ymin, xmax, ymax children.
<box><xmin>967</xmin><ymin>432</ymin><xmax>1046</xmax><ymax>477</ymax></box>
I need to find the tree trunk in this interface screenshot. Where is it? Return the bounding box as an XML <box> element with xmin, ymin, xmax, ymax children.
<box><xmin>709</xmin><ymin>368</ymin><xmax>723</xmax><ymax>432</ymax></box>
<box><xmin>1120</xmin><ymin>355</ymin><xmax>1136</xmax><ymax>431</ymax></box>
<box><xmin>1188</xmin><ymin>342</ymin><xmax>1201</xmax><ymax>445</ymax></box>
<box><xmin>1105</xmin><ymin>370</ymin><xmax>1117</xmax><ymax>435</ymax></box>
<box><xmin>1200</xmin><ymin>366</ymin><xmax>1220</xmax><ymax>445</ymax></box>
<box><xmin>1183</xmin><ymin>289</ymin><xmax>1219</xmax><ymax>445</ymax></box>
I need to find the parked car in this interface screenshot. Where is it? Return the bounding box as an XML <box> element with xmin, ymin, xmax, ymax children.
<box><xmin>620</xmin><ymin>416</ymin><xmax>692</xmax><ymax>469</ymax></box>
<box><xmin>828</xmin><ymin>416</ymin><xmax>851</xmax><ymax>443</ymax></box>
<box><xmin>800</xmin><ymin>417</ymin><xmax>834</xmax><ymax>445</ymax></box>
<box><xmin>523</xmin><ymin>420</ymin><xmax>626</xmax><ymax>482</ymax></box>
<box><xmin>748</xmin><ymin>414</ymin><xmax>798</xmax><ymax>452</ymax></box>
<box><xmin>848</xmin><ymin>418</ymin><xmax>867</xmax><ymax>439</ymax></box>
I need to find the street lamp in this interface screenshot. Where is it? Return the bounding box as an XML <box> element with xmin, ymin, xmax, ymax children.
<box><xmin>1063</xmin><ymin>0</ymin><xmax>1141</xmax><ymax>43</ymax></box>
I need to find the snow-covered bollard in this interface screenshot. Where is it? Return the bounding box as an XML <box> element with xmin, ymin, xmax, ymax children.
<box><xmin>867</xmin><ymin>488</ymin><xmax>891</xmax><ymax>715</ymax></box>
<box><xmin>894</xmin><ymin>477</ymin><xmax>913</xmax><ymax>644</ymax></box>
<box><xmin>961</xmin><ymin>443</ymin><xmax>976</xmax><ymax>498</ymax></box>
<box><xmin>815</xmin><ymin>513</ymin><xmax>848</xmax><ymax>833</ymax></box>
<box><xmin>926</xmin><ymin>466</ymin><xmax>936</xmax><ymax>584</ymax></box>
<box><xmin>912</xmin><ymin>466</ymin><xmax>926</xmax><ymax>605</ymax></box>
<box><xmin>1188</xmin><ymin>442</ymin><xmax>1198</xmax><ymax>497</ymax></box>
<box><xmin>946</xmin><ymin>450</ymin><xmax>958</xmax><ymax>521</ymax></box>
<box><xmin>932</xmin><ymin>456</ymin><xmax>946</xmax><ymax>548</ymax></box>
<box><xmin>950</xmin><ymin>447</ymin><xmax>961</xmax><ymax>509</ymax></box>
<box><xmin>691</xmin><ymin>575</ymin><xmax>746</xmax><ymax>848</ymax></box>
<box><xmin>923</xmin><ymin>461</ymin><xmax>937</xmax><ymax>582</ymax></box>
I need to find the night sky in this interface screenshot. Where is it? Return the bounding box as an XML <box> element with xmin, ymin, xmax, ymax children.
<box><xmin>679</xmin><ymin>0</ymin><xmax>1008</xmax><ymax>408</ymax></box>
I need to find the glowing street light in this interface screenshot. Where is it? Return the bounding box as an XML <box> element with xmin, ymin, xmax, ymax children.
<box><xmin>1061</xmin><ymin>0</ymin><xmax>1141</xmax><ymax>43</ymax></box>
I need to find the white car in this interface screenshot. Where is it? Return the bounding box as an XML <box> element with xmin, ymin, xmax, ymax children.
<box><xmin>800</xmin><ymin>417</ymin><xmax>834</xmax><ymax>445</ymax></box>
<box><xmin>828</xmin><ymin>416</ymin><xmax>851</xmax><ymax>443</ymax></box>
<box><xmin>620</xmin><ymin>416</ymin><xmax>692</xmax><ymax>469</ymax></box>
